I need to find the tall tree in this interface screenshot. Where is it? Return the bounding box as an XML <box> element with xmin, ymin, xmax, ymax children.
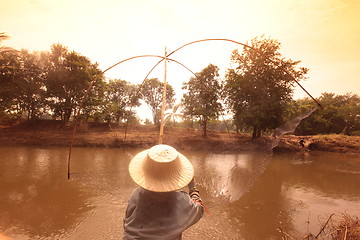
<box><xmin>182</xmin><ymin>64</ymin><xmax>223</xmax><ymax>137</ymax></box>
<box><xmin>43</xmin><ymin>44</ymin><xmax>103</xmax><ymax>122</ymax></box>
<box><xmin>140</xmin><ymin>78</ymin><xmax>175</xmax><ymax>125</ymax></box>
<box><xmin>225</xmin><ymin>36</ymin><xmax>308</xmax><ymax>139</ymax></box>
<box><xmin>101</xmin><ymin>79</ymin><xmax>140</xmax><ymax>123</ymax></box>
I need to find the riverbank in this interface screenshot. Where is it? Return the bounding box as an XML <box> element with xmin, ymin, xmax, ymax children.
<box><xmin>0</xmin><ymin>120</ymin><xmax>359</xmax><ymax>153</ymax></box>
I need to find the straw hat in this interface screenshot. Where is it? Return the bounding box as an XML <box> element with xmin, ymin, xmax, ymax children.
<box><xmin>129</xmin><ymin>144</ymin><xmax>194</xmax><ymax>192</ymax></box>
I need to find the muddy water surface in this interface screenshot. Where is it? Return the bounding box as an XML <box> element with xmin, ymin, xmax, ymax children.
<box><xmin>1</xmin><ymin>146</ymin><xmax>360</xmax><ymax>239</ymax></box>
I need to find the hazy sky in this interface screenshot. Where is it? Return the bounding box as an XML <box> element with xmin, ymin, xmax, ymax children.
<box><xmin>1</xmin><ymin>0</ymin><xmax>360</xmax><ymax>104</ymax></box>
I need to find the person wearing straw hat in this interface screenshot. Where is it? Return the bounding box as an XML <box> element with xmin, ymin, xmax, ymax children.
<box><xmin>123</xmin><ymin>144</ymin><xmax>204</xmax><ymax>240</ymax></box>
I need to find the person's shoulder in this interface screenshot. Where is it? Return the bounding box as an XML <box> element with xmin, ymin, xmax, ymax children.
<box><xmin>129</xmin><ymin>187</ymin><xmax>144</xmax><ymax>199</ymax></box>
<box><xmin>178</xmin><ymin>190</ymin><xmax>188</xmax><ymax>195</ymax></box>
<box><xmin>175</xmin><ymin>190</ymin><xmax>192</xmax><ymax>200</ymax></box>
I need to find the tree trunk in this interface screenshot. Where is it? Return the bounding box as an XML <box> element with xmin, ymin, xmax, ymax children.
<box><xmin>152</xmin><ymin>111</ymin><xmax>157</xmax><ymax>126</ymax></box>
<box><xmin>63</xmin><ymin>98</ymin><xmax>72</xmax><ymax>123</ymax></box>
<box><xmin>203</xmin><ymin>118</ymin><xmax>207</xmax><ymax>137</ymax></box>
<box><xmin>30</xmin><ymin>100</ymin><xmax>35</xmax><ymax>120</ymax></box>
<box><xmin>64</xmin><ymin>110</ymin><xmax>71</xmax><ymax>122</ymax></box>
<box><xmin>257</xmin><ymin>129</ymin><xmax>262</xmax><ymax>138</ymax></box>
<box><xmin>251</xmin><ymin>126</ymin><xmax>257</xmax><ymax>140</ymax></box>
<box><xmin>252</xmin><ymin>126</ymin><xmax>262</xmax><ymax>140</ymax></box>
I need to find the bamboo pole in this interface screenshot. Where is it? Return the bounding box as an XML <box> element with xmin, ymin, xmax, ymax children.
<box><xmin>159</xmin><ymin>47</ymin><xmax>167</xmax><ymax>144</ymax></box>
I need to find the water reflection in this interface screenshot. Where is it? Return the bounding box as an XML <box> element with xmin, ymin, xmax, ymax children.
<box><xmin>0</xmin><ymin>147</ymin><xmax>90</xmax><ymax>239</ymax></box>
<box><xmin>275</xmin><ymin>152</ymin><xmax>360</xmax><ymax>201</ymax></box>
<box><xmin>0</xmin><ymin>146</ymin><xmax>360</xmax><ymax>239</ymax></box>
<box><xmin>228</xmin><ymin>163</ymin><xmax>294</xmax><ymax>239</ymax></box>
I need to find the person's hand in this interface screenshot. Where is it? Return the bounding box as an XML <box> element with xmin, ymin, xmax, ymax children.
<box><xmin>188</xmin><ymin>178</ymin><xmax>195</xmax><ymax>189</ymax></box>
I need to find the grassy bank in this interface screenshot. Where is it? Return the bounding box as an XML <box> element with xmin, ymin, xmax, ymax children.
<box><xmin>0</xmin><ymin>120</ymin><xmax>359</xmax><ymax>153</ymax></box>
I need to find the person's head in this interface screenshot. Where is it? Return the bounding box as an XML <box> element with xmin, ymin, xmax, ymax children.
<box><xmin>128</xmin><ymin>144</ymin><xmax>194</xmax><ymax>192</ymax></box>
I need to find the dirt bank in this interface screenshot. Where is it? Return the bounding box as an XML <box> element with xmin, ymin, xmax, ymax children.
<box><xmin>0</xmin><ymin>120</ymin><xmax>359</xmax><ymax>153</ymax></box>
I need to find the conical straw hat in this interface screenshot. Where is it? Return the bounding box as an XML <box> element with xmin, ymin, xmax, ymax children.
<box><xmin>129</xmin><ymin>144</ymin><xmax>194</xmax><ymax>192</ymax></box>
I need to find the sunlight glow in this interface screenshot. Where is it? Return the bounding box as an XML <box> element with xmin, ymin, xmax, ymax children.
<box><xmin>1</xmin><ymin>0</ymin><xmax>359</xmax><ymax>100</ymax></box>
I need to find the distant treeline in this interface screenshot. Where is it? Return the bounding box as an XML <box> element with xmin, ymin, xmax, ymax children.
<box><xmin>1</xmin><ymin>36</ymin><xmax>359</xmax><ymax>137</ymax></box>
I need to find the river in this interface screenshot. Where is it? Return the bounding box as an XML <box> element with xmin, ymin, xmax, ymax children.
<box><xmin>1</xmin><ymin>146</ymin><xmax>360</xmax><ymax>239</ymax></box>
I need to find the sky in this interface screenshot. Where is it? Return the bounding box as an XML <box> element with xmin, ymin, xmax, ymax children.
<box><xmin>1</xmin><ymin>0</ymin><xmax>360</xmax><ymax>119</ymax></box>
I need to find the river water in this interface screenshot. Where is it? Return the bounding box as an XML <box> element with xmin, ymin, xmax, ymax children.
<box><xmin>1</xmin><ymin>146</ymin><xmax>360</xmax><ymax>239</ymax></box>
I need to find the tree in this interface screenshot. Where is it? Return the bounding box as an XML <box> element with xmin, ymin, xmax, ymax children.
<box><xmin>0</xmin><ymin>47</ymin><xmax>46</xmax><ymax>119</ymax></box>
<box><xmin>17</xmin><ymin>50</ymin><xmax>46</xmax><ymax>120</ymax></box>
<box><xmin>140</xmin><ymin>78</ymin><xmax>175</xmax><ymax>126</ymax></box>
<box><xmin>101</xmin><ymin>79</ymin><xmax>140</xmax><ymax>123</ymax></box>
<box><xmin>0</xmin><ymin>50</ymin><xmax>21</xmax><ymax>115</ymax></box>
<box><xmin>80</xmin><ymin>77</ymin><xmax>106</xmax><ymax>122</ymax></box>
<box><xmin>165</xmin><ymin>103</ymin><xmax>183</xmax><ymax>127</ymax></box>
<box><xmin>182</xmin><ymin>64</ymin><xmax>223</xmax><ymax>137</ymax></box>
<box><xmin>0</xmin><ymin>33</ymin><xmax>20</xmax><ymax>115</ymax></box>
<box><xmin>225</xmin><ymin>36</ymin><xmax>308</xmax><ymax>139</ymax></box>
<box><xmin>43</xmin><ymin>44</ymin><xmax>104</xmax><ymax>122</ymax></box>
<box><xmin>294</xmin><ymin>93</ymin><xmax>360</xmax><ymax>135</ymax></box>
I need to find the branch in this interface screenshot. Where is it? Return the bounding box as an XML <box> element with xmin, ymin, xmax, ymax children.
<box><xmin>343</xmin><ymin>225</ymin><xmax>348</xmax><ymax>240</ymax></box>
<box><xmin>278</xmin><ymin>226</ymin><xmax>295</xmax><ymax>240</ymax></box>
<box><xmin>315</xmin><ymin>213</ymin><xmax>335</xmax><ymax>238</ymax></box>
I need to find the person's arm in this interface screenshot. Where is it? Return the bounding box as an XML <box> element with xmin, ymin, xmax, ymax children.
<box><xmin>188</xmin><ymin>178</ymin><xmax>202</xmax><ymax>203</ymax></box>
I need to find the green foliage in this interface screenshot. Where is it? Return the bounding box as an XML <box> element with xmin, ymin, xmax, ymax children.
<box><xmin>165</xmin><ymin>103</ymin><xmax>183</xmax><ymax>127</ymax></box>
<box><xmin>2</xmin><ymin>36</ymin><xmax>359</xmax><ymax>136</ymax></box>
<box><xmin>43</xmin><ymin>44</ymin><xmax>104</xmax><ymax>122</ymax></box>
<box><xmin>0</xmin><ymin>48</ymin><xmax>45</xmax><ymax>119</ymax></box>
<box><xmin>100</xmin><ymin>79</ymin><xmax>140</xmax><ymax>123</ymax></box>
<box><xmin>143</xmin><ymin>118</ymin><xmax>153</xmax><ymax>125</ymax></box>
<box><xmin>295</xmin><ymin>93</ymin><xmax>360</xmax><ymax>135</ymax></box>
<box><xmin>0</xmin><ymin>50</ymin><xmax>21</xmax><ymax>114</ymax></box>
<box><xmin>225</xmin><ymin>36</ymin><xmax>308</xmax><ymax>139</ymax></box>
<box><xmin>80</xmin><ymin>77</ymin><xmax>106</xmax><ymax>122</ymax></box>
<box><xmin>0</xmin><ymin>41</ymin><xmax>151</xmax><ymax>125</ymax></box>
<box><xmin>207</xmin><ymin>119</ymin><xmax>237</xmax><ymax>132</ymax></box>
<box><xmin>140</xmin><ymin>78</ymin><xmax>175</xmax><ymax>125</ymax></box>
<box><xmin>17</xmin><ymin>50</ymin><xmax>46</xmax><ymax>119</ymax></box>
<box><xmin>0</xmin><ymin>34</ymin><xmax>20</xmax><ymax>114</ymax></box>
<box><xmin>182</xmin><ymin>64</ymin><xmax>223</xmax><ymax>137</ymax></box>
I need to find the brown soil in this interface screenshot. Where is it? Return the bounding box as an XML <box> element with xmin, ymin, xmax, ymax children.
<box><xmin>0</xmin><ymin>119</ymin><xmax>359</xmax><ymax>153</ymax></box>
